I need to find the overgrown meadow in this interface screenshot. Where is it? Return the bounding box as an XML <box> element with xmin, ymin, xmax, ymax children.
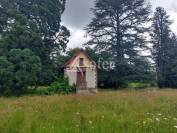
<box><xmin>0</xmin><ymin>89</ymin><xmax>177</xmax><ymax>133</ymax></box>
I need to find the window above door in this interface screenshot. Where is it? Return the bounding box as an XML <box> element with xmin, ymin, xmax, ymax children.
<box><xmin>79</xmin><ymin>58</ymin><xmax>84</xmax><ymax>66</ymax></box>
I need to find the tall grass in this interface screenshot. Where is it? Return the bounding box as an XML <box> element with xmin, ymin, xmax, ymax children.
<box><xmin>0</xmin><ymin>89</ymin><xmax>177</xmax><ymax>133</ymax></box>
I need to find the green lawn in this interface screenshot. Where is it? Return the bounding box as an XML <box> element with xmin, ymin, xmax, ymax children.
<box><xmin>0</xmin><ymin>89</ymin><xmax>177</xmax><ymax>133</ymax></box>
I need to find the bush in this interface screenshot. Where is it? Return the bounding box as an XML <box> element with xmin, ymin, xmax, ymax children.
<box><xmin>49</xmin><ymin>77</ymin><xmax>76</xmax><ymax>94</ymax></box>
<box><xmin>29</xmin><ymin>77</ymin><xmax>76</xmax><ymax>95</ymax></box>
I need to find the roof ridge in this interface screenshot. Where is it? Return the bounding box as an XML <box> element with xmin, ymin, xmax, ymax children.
<box><xmin>62</xmin><ymin>49</ymin><xmax>96</xmax><ymax>68</ymax></box>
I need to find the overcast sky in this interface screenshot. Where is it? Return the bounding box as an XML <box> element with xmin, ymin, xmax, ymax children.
<box><xmin>62</xmin><ymin>0</ymin><xmax>177</xmax><ymax>48</ymax></box>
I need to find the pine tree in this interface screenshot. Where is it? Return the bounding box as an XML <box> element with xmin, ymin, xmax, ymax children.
<box><xmin>85</xmin><ymin>0</ymin><xmax>151</xmax><ymax>88</ymax></box>
<box><xmin>151</xmin><ymin>7</ymin><xmax>173</xmax><ymax>88</ymax></box>
<box><xmin>165</xmin><ymin>34</ymin><xmax>177</xmax><ymax>88</ymax></box>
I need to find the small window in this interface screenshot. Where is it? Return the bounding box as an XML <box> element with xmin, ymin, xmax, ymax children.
<box><xmin>79</xmin><ymin>58</ymin><xmax>84</xmax><ymax>66</ymax></box>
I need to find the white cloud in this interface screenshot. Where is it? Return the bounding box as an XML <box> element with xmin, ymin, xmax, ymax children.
<box><xmin>169</xmin><ymin>11</ymin><xmax>177</xmax><ymax>34</ymax></box>
<box><xmin>65</xmin><ymin>25</ymin><xmax>90</xmax><ymax>49</ymax></box>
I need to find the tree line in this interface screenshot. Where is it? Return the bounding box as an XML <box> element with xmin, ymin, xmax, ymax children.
<box><xmin>0</xmin><ymin>0</ymin><xmax>177</xmax><ymax>95</ymax></box>
<box><xmin>84</xmin><ymin>0</ymin><xmax>177</xmax><ymax>89</ymax></box>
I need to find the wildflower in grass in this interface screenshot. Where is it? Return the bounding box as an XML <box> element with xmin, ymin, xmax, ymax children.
<box><xmin>174</xmin><ymin>126</ymin><xmax>177</xmax><ymax>129</ymax></box>
<box><xmin>163</xmin><ymin>118</ymin><xmax>168</xmax><ymax>120</ymax></box>
<box><xmin>155</xmin><ymin>118</ymin><xmax>160</xmax><ymax>122</ymax></box>
<box><xmin>157</xmin><ymin>113</ymin><xmax>162</xmax><ymax>116</ymax></box>
<box><xmin>89</xmin><ymin>120</ymin><xmax>92</xmax><ymax>124</ymax></box>
<box><xmin>101</xmin><ymin>115</ymin><xmax>105</xmax><ymax>119</ymax></box>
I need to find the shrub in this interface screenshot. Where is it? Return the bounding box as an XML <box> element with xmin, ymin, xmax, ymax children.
<box><xmin>26</xmin><ymin>77</ymin><xmax>76</xmax><ymax>96</ymax></box>
<box><xmin>49</xmin><ymin>77</ymin><xmax>76</xmax><ymax>94</ymax></box>
<box><xmin>32</xmin><ymin>77</ymin><xmax>76</xmax><ymax>95</ymax></box>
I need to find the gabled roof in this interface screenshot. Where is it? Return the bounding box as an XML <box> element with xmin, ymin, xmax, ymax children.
<box><xmin>63</xmin><ymin>49</ymin><xmax>96</xmax><ymax>68</ymax></box>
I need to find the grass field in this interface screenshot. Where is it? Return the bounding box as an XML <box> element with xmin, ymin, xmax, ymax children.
<box><xmin>0</xmin><ymin>89</ymin><xmax>177</xmax><ymax>133</ymax></box>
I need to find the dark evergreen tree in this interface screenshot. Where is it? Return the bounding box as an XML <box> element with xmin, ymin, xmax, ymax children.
<box><xmin>151</xmin><ymin>7</ymin><xmax>173</xmax><ymax>88</ymax></box>
<box><xmin>164</xmin><ymin>34</ymin><xmax>177</xmax><ymax>88</ymax></box>
<box><xmin>85</xmin><ymin>0</ymin><xmax>151</xmax><ymax>88</ymax></box>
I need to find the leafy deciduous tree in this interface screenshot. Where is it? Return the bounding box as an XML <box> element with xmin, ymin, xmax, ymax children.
<box><xmin>0</xmin><ymin>49</ymin><xmax>41</xmax><ymax>95</ymax></box>
<box><xmin>0</xmin><ymin>0</ymin><xmax>70</xmax><ymax>85</ymax></box>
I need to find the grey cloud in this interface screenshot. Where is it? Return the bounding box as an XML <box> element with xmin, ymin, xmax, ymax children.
<box><xmin>62</xmin><ymin>0</ymin><xmax>94</xmax><ymax>29</ymax></box>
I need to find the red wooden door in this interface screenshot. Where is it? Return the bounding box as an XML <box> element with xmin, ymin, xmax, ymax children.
<box><xmin>76</xmin><ymin>72</ymin><xmax>86</xmax><ymax>89</ymax></box>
